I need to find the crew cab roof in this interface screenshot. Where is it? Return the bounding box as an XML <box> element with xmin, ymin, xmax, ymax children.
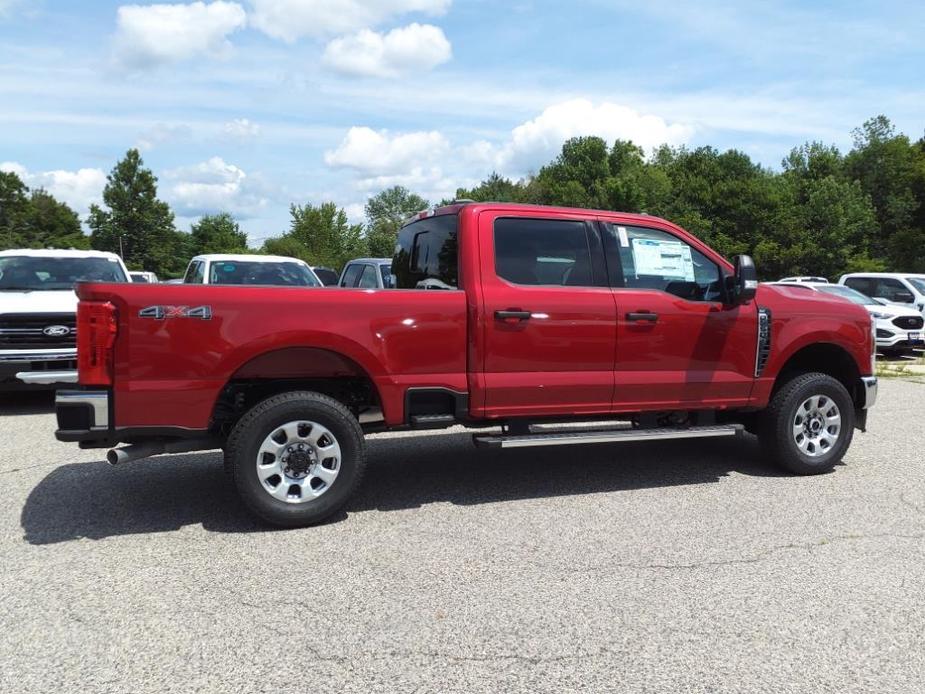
<box><xmin>402</xmin><ymin>201</ymin><xmax>669</xmax><ymax>228</ymax></box>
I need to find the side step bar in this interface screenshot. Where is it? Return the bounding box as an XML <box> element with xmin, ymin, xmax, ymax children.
<box><xmin>473</xmin><ymin>424</ymin><xmax>742</xmax><ymax>449</ymax></box>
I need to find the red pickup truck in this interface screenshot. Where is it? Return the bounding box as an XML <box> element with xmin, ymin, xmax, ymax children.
<box><xmin>55</xmin><ymin>202</ymin><xmax>878</xmax><ymax>527</ymax></box>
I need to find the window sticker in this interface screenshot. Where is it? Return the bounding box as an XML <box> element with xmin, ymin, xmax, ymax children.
<box><xmin>617</xmin><ymin>226</ymin><xmax>629</xmax><ymax>247</ymax></box>
<box><xmin>631</xmin><ymin>238</ymin><xmax>695</xmax><ymax>281</ymax></box>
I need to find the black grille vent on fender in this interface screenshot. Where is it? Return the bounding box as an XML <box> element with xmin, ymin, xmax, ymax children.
<box><xmin>755</xmin><ymin>308</ymin><xmax>772</xmax><ymax>377</ymax></box>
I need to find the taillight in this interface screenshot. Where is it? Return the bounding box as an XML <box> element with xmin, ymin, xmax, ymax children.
<box><xmin>77</xmin><ymin>301</ymin><xmax>117</xmax><ymax>385</ymax></box>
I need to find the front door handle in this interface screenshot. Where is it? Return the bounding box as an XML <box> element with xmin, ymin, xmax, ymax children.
<box><xmin>495</xmin><ymin>309</ymin><xmax>532</xmax><ymax>321</ymax></box>
<box><xmin>626</xmin><ymin>311</ymin><xmax>658</xmax><ymax>322</ymax></box>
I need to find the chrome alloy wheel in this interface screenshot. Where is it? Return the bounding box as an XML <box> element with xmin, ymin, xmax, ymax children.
<box><xmin>255</xmin><ymin>420</ymin><xmax>341</xmax><ymax>503</ymax></box>
<box><xmin>792</xmin><ymin>395</ymin><xmax>841</xmax><ymax>458</ymax></box>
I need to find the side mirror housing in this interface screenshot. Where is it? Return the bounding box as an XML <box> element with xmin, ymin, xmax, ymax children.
<box><xmin>730</xmin><ymin>254</ymin><xmax>758</xmax><ymax>305</ymax></box>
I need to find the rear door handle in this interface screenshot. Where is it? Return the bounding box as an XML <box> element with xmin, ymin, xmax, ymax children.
<box><xmin>495</xmin><ymin>309</ymin><xmax>532</xmax><ymax>321</ymax></box>
<box><xmin>626</xmin><ymin>311</ymin><xmax>658</xmax><ymax>322</ymax></box>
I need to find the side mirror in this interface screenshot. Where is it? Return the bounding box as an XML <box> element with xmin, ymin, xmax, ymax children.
<box><xmin>731</xmin><ymin>254</ymin><xmax>758</xmax><ymax>305</ymax></box>
<box><xmin>895</xmin><ymin>291</ymin><xmax>915</xmax><ymax>303</ymax></box>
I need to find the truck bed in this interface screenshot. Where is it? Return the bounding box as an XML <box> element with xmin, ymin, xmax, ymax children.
<box><xmin>76</xmin><ymin>282</ymin><xmax>468</xmax><ymax>430</ymax></box>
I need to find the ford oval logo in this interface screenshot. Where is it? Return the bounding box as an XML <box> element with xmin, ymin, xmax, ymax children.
<box><xmin>43</xmin><ymin>325</ymin><xmax>71</xmax><ymax>337</ymax></box>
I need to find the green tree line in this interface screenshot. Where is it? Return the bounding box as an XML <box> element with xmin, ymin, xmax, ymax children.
<box><xmin>2</xmin><ymin>115</ymin><xmax>923</xmax><ymax>280</ymax></box>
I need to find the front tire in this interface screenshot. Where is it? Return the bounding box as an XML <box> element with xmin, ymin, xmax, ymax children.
<box><xmin>225</xmin><ymin>391</ymin><xmax>366</xmax><ymax>527</ymax></box>
<box><xmin>758</xmin><ymin>372</ymin><xmax>855</xmax><ymax>475</ymax></box>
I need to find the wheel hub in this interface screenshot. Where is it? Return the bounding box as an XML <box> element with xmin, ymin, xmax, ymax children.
<box><xmin>283</xmin><ymin>444</ymin><xmax>316</xmax><ymax>478</ymax></box>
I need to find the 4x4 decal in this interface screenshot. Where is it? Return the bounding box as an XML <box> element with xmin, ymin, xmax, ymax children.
<box><xmin>138</xmin><ymin>305</ymin><xmax>212</xmax><ymax>320</ymax></box>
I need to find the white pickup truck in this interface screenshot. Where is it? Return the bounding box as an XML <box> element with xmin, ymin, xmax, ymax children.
<box><xmin>0</xmin><ymin>249</ymin><xmax>131</xmax><ymax>389</ymax></box>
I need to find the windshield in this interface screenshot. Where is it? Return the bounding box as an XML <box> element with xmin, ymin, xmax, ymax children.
<box><xmin>905</xmin><ymin>278</ymin><xmax>925</xmax><ymax>294</ymax></box>
<box><xmin>0</xmin><ymin>255</ymin><xmax>127</xmax><ymax>290</ymax></box>
<box><xmin>816</xmin><ymin>285</ymin><xmax>875</xmax><ymax>306</ymax></box>
<box><xmin>208</xmin><ymin>260</ymin><xmax>321</xmax><ymax>286</ymax></box>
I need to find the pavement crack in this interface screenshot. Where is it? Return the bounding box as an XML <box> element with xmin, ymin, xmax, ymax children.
<box><xmin>0</xmin><ymin>461</ymin><xmax>65</xmax><ymax>475</ymax></box>
<box><xmin>899</xmin><ymin>494</ymin><xmax>925</xmax><ymax>517</ymax></box>
<box><xmin>565</xmin><ymin>532</ymin><xmax>925</xmax><ymax>573</ymax></box>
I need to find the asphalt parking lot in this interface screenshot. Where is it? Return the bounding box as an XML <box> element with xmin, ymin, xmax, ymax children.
<box><xmin>2</xmin><ymin>380</ymin><xmax>924</xmax><ymax>693</ymax></box>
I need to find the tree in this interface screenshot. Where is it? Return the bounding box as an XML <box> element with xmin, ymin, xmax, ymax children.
<box><xmin>87</xmin><ymin>149</ymin><xmax>182</xmax><ymax>276</ymax></box>
<box><xmin>0</xmin><ymin>171</ymin><xmax>32</xmax><ymax>249</ymax></box>
<box><xmin>845</xmin><ymin>116</ymin><xmax>921</xmax><ymax>258</ymax></box>
<box><xmin>534</xmin><ymin>136</ymin><xmax>612</xmax><ymax>208</ymax></box>
<box><xmin>190</xmin><ymin>212</ymin><xmax>249</xmax><ymax>256</ymax></box>
<box><xmin>455</xmin><ymin>172</ymin><xmax>527</xmax><ymax>203</ymax></box>
<box><xmin>261</xmin><ymin>202</ymin><xmax>366</xmax><ymax>270</ymax></box>
<box><xmin>25</xmin><ymin>189</ymin><xmax>88</xmax><ymax>249</ymax></box>
<box><xmin>364</xmin><ymin>186</ymin><xmax>428</xmax><ymax>257</ymax></box>
<box><xmin>1</xmin><ymin>171</ymin><xmax>88</xmax><ymax>250</ymax></box>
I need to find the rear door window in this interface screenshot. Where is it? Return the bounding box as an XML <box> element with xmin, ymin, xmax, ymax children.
<box><xmin>358</xmin><ymin>264</ymin><xmax>379</xmax><ymax>288</ymax></box>
<box><xmin>493</xmin><ymin>218</ymin><xmax>600</xmax><ymax>287</ymax></box>
<box><xmin>340</xmin><ymin>264</ymin><xmax>363</xmax><ymax>287</ymax></box>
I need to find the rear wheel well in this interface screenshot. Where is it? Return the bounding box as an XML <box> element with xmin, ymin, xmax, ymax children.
<box><xmin>773</xmin><ymin>343</ymin><xmax>862</xmax><ymax>406</ymax></box>
<box><xmin>210</xmin><ymin>347</ymin><xmax>381</xmax><ymax>436</ymax></box>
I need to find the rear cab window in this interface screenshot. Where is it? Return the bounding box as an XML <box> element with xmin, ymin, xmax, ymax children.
<box><xmin>394</xmin><ymin>214</ymin><xmax>459</xmax><ymax>289</ymax></box>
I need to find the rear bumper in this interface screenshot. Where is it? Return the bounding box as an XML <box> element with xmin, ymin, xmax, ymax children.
<box><xmin>859</xmin><ymin>376</ymin><xmax>878</xmax><ymax>410</ymax></box>
<box><xmin>55</xmin><ymin>389</ymin><xmax>110</xmax><ymax>443</ymax></box>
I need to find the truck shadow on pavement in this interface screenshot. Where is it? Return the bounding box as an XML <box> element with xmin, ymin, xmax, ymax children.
<box><xmin>0</xmin><ymin>391</ymin><xmax>56</xmax><ymax>415</ymax></box>
<box><xmin>21</xmin><ymin>431</ymin><xmax>785</xmax><ymax>545</ymax></box>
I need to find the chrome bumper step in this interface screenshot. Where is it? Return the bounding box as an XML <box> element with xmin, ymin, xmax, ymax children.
<box><xmin>473</xmin><ymin>424</ymin><xmax>743</xmax><ymax>449</ymax></box>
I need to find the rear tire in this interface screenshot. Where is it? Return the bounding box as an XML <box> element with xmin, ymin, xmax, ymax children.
<box><xmin>758</xmin><ymin>372</ymin><xmax>854</xmax><ymax>475</ymax></box>
<box><xmin>225</xmin><ymin>391</ymin><xmax>366</xmax><ymax>527</ymax></box>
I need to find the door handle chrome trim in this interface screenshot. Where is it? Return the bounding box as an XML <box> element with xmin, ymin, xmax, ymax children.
<box><xmin>626</xmin><ymin>311</ymin><xmax>658</xmax><ymax>322</ymax></box>
<box><xmin>495</xmin><ymin>310</ymin><xmax>532</xmax><ymax>321</ymax></box>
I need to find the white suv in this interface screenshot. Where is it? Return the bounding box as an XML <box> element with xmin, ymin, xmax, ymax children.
<box><xmin>839</xmin><ymin>273</ymin><xmax>925</xmax><ymax>317</ymax></box>
<box><xmin>777</xmin><ymin>281</ymin><xmax>924</xmax><ymax>355</ymax></box>
<box><xmin>0</xmin><ymin>249</ymin><xmax>131</xmax><ymax>388</ymax></box>
<box><xmin>183</xmin><ymin>254</ymin><xmax>322</xmax><ymax>287</ymax></box>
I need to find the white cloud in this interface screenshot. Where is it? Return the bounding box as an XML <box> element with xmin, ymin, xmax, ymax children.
<box><xmin>324</xmin><ymin>126</ymin><xmax>449</xmax><ymax>176</ymax></box>
<box><xmin>1</xmin><ymin>162</ymin><xmax>106</xmax><ymax>216</ymax></box>
<box><xmin>113</xmin><ymin>1</ymin><xmax>247</xmax><ymax>69</ymax></box>
<box><xmin>165</xmin><ymin>156</ymin><xmax>269</xmax><ymax>217</ymax></box>
<box><xmin>494</xmin><ymin>99</ymin><xmax>694</xmax><ymax>172</ymax></box>
<box><xmin>248</xmin><ymin>0</ymin><xmax>450</xmax><ymax>42</ymax></box>
<box><xmin>322</xmin><ymin>23</ymin><xmax>451</xmax><ymax>77</ymax></box>
<box><xmin>223</xmin><ymin>117</ymin><xmax>261</xmax><ymax>139</ymax></box>
<box><xmin>135</xmin><ymin>122</ymin><xmax>193</xmax><ymax>151</ymax></box>
<box><xmin>323</xmin><ymin>100</ymin><xmax>694</xmax><ymax>198</ymax></box>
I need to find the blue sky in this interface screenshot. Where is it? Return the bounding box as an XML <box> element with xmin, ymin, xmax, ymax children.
<box><xmin>1</xmin><ymin>0</ymin><xmax>923</xmax><ymax>246</ymax></box>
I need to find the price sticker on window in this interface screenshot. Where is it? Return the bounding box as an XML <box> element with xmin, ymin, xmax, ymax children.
<box><xmin>617</xmin><ymin>226</ymin><xmax>629</xmax><ymax>247</ymax></box>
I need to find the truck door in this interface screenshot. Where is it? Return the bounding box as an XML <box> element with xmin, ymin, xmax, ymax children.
<box><xmin>602</xmin><ymin>221</ymin><xmax>757</xmax><ymax>410</ymax></box>
<box><xmin>477</xmin><ymin>210</ymin><xmax>617</xmax><ymax>418</ymax></box>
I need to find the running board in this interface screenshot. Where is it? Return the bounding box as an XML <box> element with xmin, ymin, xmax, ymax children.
<box><xmin>472</xmin><ymin>424</ymin><xmax>743</xmax><ymax>449</ymax></box>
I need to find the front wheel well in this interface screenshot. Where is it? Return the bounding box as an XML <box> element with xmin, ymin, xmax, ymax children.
<box><xmin>772</xmin><ymin>343</ymin><xmax>862</xmax><ymax>406</ymax></box>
